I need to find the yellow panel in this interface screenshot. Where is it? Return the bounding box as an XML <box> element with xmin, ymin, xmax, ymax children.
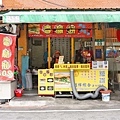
<box><xmin>75</xmin><ymin>69</ymin><xmax>108</xmax><ymax>91</ymax></box>
<box><xmin>54</xmin><ymin>69</ymin><xmax>108</xmax><ymax>92</ymax></box>
<box><xmin>54</xmin><ymin>64</ymin><xmax>90</xmax><ymax>70</ymax></box>
<box><xmin>18</xmin><ymin>24</ymin><xmax>27</xmax><ymax>70</ymax></box>
<box><xmin>38</xmin><ymin>69</ymin><xmax>54</xmax><ymax>95</ymax></box>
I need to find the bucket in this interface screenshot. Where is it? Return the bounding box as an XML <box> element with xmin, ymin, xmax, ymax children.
<box><xmin>14</xmin><ymin>89</ymin><xmax>23</xmax><ymax>97</ymax></box>
<box><xmin>100</xmin><ymin>90</ymin><xmax>111</xmax><ymax>102</ymax></box>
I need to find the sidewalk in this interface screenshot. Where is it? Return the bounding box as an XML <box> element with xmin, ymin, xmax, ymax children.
<box><xmin>0</xmin><ymin>90</ymin><xmax>119</xmax><ymax>109</ymax></box>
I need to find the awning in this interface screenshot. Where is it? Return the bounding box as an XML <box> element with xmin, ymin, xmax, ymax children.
<box><xmin>2</xmin><ymin>11</ymin><xmax>120</xmax><ymax>23</ymax></box>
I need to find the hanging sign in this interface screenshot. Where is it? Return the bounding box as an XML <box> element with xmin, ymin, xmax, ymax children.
<box><xmin>0</xmin><ymin>33</ymin><xmax>16</xmax><ymax>81</ymax></box>
<box><xmin>28</xmin><ymin>23</ymin><xmax>92</xmax><ymax>38</ymax></box>
<box><xmin>117</xmin><ymin>29</ymin><xmax>120</xmax><ymax>42</ymax></box>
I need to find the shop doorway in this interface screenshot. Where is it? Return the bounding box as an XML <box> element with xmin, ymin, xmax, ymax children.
<box><xmin>51</xmin><ymin>38</ymin><xmax>71</xmax><ymax>63</ymax></box>
<box><xmin>28</xmin><ymin>37</ymin><xmax>71</xmax><ymax>68</ymax></box>
<box><xmin>28</xmin><ymin>38</ymin><xmax>46</xmax><ymax>68</ymax></box>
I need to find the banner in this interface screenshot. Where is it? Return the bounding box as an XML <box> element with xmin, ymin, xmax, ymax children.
<box><xmin>28</xmin><ymin>23</ymin><xmax>92</xmax><ymax>38</ymax></box>
<box><xmin>0</xmin><ymin>33</ymin><xmax>16</xmax><ymax>81</ymax></box>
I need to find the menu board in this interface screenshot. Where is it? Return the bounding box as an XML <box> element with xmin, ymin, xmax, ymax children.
<box><xmin>92</xmin><ymin>61</ymin><xmax>108</xmax><ymax>69</ymax></box>
<box><xmin>54</xmin><ymin>69</ymin><xmax>108</xmax><ymax>92</ymax></box>
<box><xmin>28</xmin><ymin>23</ymin><xmax>92</xmax><ymax>38</ymax></box>
<box><xmin>38</xmin><ymin>69</ymin><xmax>54</xmax><ymax>95</ymax></box>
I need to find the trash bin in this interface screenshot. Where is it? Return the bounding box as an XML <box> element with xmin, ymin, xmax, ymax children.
<box><xmin>25</xmin><ymin>72</ymin><xmax>33</xmax><ymax>90</ymax></box>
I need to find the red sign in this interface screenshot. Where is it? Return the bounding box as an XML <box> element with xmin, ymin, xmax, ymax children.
<box><xmin>0</xmin><ymin>33</ymin><xmax>16</xmax><ymax>81</ymax></box>
<box><xmin>117</xmin><ymin>29</ymin><xmax>120</xmax><ymax>42</ymax></box>
<box><xmin>28</xmin><ymin>23</ymin><xmax>92</xmax><ymax>38</ymax></box>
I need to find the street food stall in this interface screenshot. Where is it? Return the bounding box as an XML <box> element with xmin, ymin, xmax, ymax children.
<box><xmin>38</xmin><ymin>61</ymin><xmax>108</xmax><ymax>99</ymax></box>
<box><xmin>27</xmin><ymin>22</ymin><xmax>108</xmax><ymax>99</ymax></box>
<box><xmin>2</xmin><ymin>11</ymin><xmax>112</xmax><ymax>99</ymax></box>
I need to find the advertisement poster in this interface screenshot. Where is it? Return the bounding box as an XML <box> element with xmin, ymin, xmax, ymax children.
<box><xmin>28</xmin><ymin>23</ymin><xmax>92</xmax><ymax>38</ymax></box>
<box><xmin>0</xmin><ymin>33</ymin><xmax>16</xmax><ymax>81</ymax></box>
<box><xmin>54</xmin><ymin>69</ymin><xmax>108</xmax><ymax>91</ymax></box>
<box><xmin>92</xmin><ymin>61</ymin><xmax>108</xmax><ymax>69</ymax></box>
<box><xmin>38</xmin><ymin>69</ymin><xmax>54</xmax><ymax>95</ymax></box>
<box><xmin>54</xmin><ymin>72</ymin><xmax>71</xmax><ymax>91</ymax></box>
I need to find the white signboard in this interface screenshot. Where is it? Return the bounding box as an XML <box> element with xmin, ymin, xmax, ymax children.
<box><xmin>6</xmin><ymin>16</ymin><xmax>20</xmax><ymax>23</ymax></box>
<box><xmin>92</xmin><ymin>61</ymin><xmax>108</xmax><ymax>69</ymax></box>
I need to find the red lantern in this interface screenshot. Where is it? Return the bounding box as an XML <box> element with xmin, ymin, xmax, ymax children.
<box><xmin>117</xmin><ymin>29</ymin><xmax>120</xmax><ymax>42</ymax></box>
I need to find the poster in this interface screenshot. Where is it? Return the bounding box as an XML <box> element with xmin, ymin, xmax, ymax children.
<box><xmin>0</xmin><ymin>33</ymin><xmax>16</xmax><ymax>81</ymax></box>
<box><xmin>54</xmin><ymin>69</ymin><xmax>108</xmax><ymax>92</ymax></box>
<box><xmin>92</xmin><ymin>61</ymin><xmax>108</xmax><ymax>69</ymax></box>
<box><xmin>54</xmin><ymin>72</ymin><xmax>71</xmax><ymax>91</ymax></box>
<box><xmin>28</xmin><ymin>23</ymin><xmax>92</xmax><ymax>38</ymax></box>
<box><xmin>38</xmin><ymin>69</ymin><xmax>54</xmax><ymax>95</ymax></box>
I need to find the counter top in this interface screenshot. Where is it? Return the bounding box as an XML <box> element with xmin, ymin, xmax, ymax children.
<box><xmin>0</xmin><ymin>79</ymin><xmax>16</xmax><ymax>83</ymax></box>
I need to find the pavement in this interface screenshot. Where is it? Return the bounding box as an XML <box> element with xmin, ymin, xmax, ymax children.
<box><xmin>0</xmin><ymin>90</ymin><xmax>120</xmax><ymax>110</ymax></box>
<box><xmin>0</xmin><ymin>90</ymin><xmax>120</xmax><ymax>120</ymax></box>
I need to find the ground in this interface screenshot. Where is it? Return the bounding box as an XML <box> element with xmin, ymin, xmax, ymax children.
<box><xmin>0</xmin><ymin>90</ymin><xmax>120</xmax><ymax>120</ymax></box>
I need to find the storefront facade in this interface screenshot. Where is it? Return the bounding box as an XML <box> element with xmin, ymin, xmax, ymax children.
<box><xmin>1</xmin><ymin>0</ymin><xmax>120</xmax><ymax>93</ymax></box>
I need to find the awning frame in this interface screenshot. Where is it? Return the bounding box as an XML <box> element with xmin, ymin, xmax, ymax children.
<box><xmin>3</xmin><ymin>11</ymin><xmax>120</xmax><ymax>23</ymax></box>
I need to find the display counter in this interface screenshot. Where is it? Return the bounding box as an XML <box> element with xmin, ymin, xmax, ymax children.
<box><xmin>0</xmin><ymin>80</ymin><xmax>17</xmax><ymax>100</ymax></box>
<box><xmin>38</xmin><ymin>63</ymin><xmax>108</xmax><ymax>96</ymax></box>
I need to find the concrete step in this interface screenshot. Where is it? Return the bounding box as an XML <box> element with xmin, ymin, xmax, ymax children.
<box><xmin>9</xmin><ymin>96</ymin><xmax>55</xmax><ymax>107</ymax></box>
<box><xmin>23</xmin><ymin>89</ymin><xmax>38</xmax><ymax>96</ymax></box>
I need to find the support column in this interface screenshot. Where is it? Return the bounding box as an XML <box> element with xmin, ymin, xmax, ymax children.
<box><xmin>48</xmin><ymin>37</ymin><xmax>51</xmax><ymax>69</ymax></box>
<box><xmin>71</xmin><ymin>37</ymin><xmax>74</xmax><ymax>63</ymax></box>
<box><xmin>92</xmin><ymin>23</ymin><xmax>95</xmax><ymax>60</ymax></box>
<box><xmin>103</xmin><ymin>23</ymin><xmax>107</xmax><ymax>60</ymax></box>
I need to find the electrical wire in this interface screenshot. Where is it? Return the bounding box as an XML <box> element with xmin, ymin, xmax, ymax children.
<box><xmin>42</xmin><ymin>0</ymin><xmax>69</xmax><ymax>8</ymax></box>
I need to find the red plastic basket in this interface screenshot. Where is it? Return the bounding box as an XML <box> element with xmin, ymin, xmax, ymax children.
<box><xmin>14</xmin><ymin>89</ymin><xmax>23</xmax><ymax>97</ymax></box>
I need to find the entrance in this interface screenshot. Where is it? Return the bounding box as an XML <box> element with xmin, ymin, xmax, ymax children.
<box><xmin>28</xmin><ymin>38</ymin><xmax>71</xmax><ymax>68</ymax></box>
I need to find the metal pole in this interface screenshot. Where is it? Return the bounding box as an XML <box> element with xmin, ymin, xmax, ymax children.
<box><xmin>71</xmin><ymin>37</ymin><xmax>74</xmax><ymax>63</ymax></box>
<box><xmin>92</xmin><ymin>23</ymin><xmax>95</xmax><ymax>60</ymax></box>
<box><xmin>48</xmin><ymin>37</ymin><xmax>51</xmax><ymax>69</ymax></box>
<box><xmin>103</xmin><ymin>23</ymin><xmax>107</xmax><ymax>60</ymax></box>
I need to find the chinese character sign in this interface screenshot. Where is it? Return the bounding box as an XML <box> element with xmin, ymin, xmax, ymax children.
<box><xmin>28</xmin><ymin>23</ymin><xmax>92</xmax><ymax>38</ymax></box>
<box><xmin>0</xmin><ymin>33</ymin><xmax>16</xmax><ymax>81</ymax></box>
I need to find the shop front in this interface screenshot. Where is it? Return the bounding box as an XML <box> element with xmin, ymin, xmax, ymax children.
<box><xmin>2</xmin><ymin>11</ymin><xmax>112</xmax><ymax>99</ymax></box>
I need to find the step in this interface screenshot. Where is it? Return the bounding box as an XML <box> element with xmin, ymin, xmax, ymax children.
<box><xmin>9</xmin><ymin>96</ymin><xmax>55</xmax><ymax>107</ymax></box>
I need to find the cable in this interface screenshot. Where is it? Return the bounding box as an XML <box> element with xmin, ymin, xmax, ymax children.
<box><xmin>42</xmin><ymin>0</ymin><xmax>69</xmax><ymax>8</ymax></box>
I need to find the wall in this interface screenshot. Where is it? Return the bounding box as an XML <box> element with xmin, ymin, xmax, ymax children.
<box><xmin>106</xmin><ymin>28</ymin><xmax>117</xmax><ymax>43</ymax></box>
<box><xmin>18</xmin><ymin>24</ymin><xmax>27</xmax><ymax>70</ymax></box>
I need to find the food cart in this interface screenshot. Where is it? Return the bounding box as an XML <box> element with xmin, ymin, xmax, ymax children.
<box><xmin>38</xmin><ymin>61</ymin><xmax>108</xmax><ymax>99</ymax></box>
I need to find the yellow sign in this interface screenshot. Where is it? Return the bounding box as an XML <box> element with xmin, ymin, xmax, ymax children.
<box><xmin>38</xmin><ymin>69</ymin><xmax>54</xmax><ymax>95</ymax></box>
<box><xmin>75</xmin><ymin>69</ymin><xmax>108</xmax><ymax>91</ymax></box>
<box><xmin>54</xmin><ymin>25</ymin><xmax>64</xmax><ymax>34</ymax></box>
<box><xmin>54</xmin><ymin>69</ymin><xmax>108</xmax><ymax>92</ymax></box>
<box><xmin>54</xmin><ymin>64</ymin><xmax>90</xmax><ymax>70</ymax></box>
<box><xmin>67</xmin><ymin>25</ymin><xmax>75</xmax><ymax>34</ymax></box>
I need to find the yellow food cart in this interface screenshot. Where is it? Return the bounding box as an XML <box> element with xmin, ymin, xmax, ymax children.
<box><xmin>38</xmin><ymin>62</ymin><xmax>108</xmax><ymax>99</ymax></box>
